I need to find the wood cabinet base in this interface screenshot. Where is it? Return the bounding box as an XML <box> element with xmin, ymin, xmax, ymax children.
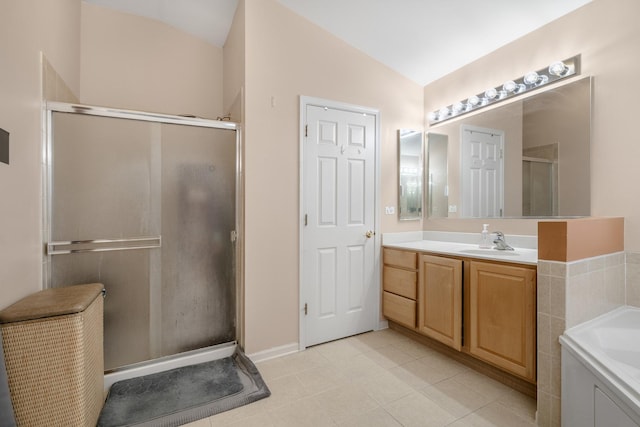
<box><xmin>388</xmin><ymin>321</ymin><xmax>537</xmax><ymax>399</ymax></box>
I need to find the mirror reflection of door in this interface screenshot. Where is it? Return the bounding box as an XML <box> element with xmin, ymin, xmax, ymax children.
<box><xmin>460</xmin><ymin>125</ymin><xmax>504</xmax><ymax>218</ymax></box>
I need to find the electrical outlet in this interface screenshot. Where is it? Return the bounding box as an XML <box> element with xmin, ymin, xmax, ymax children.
<box><xmin>385</xmin><ymin>206</ymin><xmax>395</xmax><ymax>215</ymax></box>
<box><xmin>448</xmin><ymin>205</ymin><xmax>457</xmax><ymax>213</ymax></box>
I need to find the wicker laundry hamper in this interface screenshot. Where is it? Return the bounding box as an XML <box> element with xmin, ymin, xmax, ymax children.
<box><xmin>0</xmin><ymin>283</ymin><xmax>105</xmax><ymax>427</ymax></box>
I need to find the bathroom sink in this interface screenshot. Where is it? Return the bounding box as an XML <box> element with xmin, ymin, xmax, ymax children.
<box><xmin>459</xmin><ymin>249</ymin><xmax>520</xmax><ymax>257</ymax></box>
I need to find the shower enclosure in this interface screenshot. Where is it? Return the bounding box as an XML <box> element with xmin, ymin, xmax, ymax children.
<box><xmin>44</xmin><ymin>103</ymin><xmax>241</xmax><ymax>372</ymax></box>
<box><xmin>522</xmin><ymin>157</ymin><xmax>558</xmax><ymax>217</ymax></box>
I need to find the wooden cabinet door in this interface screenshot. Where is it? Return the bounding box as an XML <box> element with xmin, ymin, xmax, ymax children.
<box><xmin>469</xmin><ymin>261</ymin><xmax>536</xmax><ymax>382</ymax></box>
<box><xmin>417</xmin><ymin>255</ymin><xmax>462</xmax><ymax>350</ymax></box>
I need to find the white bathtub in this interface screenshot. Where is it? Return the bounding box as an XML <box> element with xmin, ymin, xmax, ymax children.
<box><xmin>560</xmin><ymin>306</ymin><xmax>640</xmax><ymax>426</ymax></box>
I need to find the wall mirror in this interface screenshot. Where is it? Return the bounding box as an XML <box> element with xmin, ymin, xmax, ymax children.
<box><xmin>426</xmin><ymin>77</ymin><xmax>591</xmax><ymax>218</ymax></box>
<box><xmin>398</xmin><ymin>129</ymin><xmax>423</xmax><ymax>220</ymax></box>
<box><xmin>427</xmin><ymin>133</ymin><xmax>448</xmax><ymax>218</ymax></box>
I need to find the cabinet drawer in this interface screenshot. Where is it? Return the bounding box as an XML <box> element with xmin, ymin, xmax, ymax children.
<box><xmin>383</xmin><ymin>248</ymin><xmax>417</xmax><ymax>269</ymax></box>
<box><xmin>383</xmin><ymin>266</ymin><xmax>417</xmax><ymax>299</ymax></box>
<box><xmin>383</xmin><ymin>291</ymin><xmax>416</xmax><ymax>328</ymax></box>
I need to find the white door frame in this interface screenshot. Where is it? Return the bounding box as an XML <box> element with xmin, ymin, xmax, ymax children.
<box><xmin>298</xmin><ymin>96</ymin><xmax>382</xmax><ymax>351</ymax></box>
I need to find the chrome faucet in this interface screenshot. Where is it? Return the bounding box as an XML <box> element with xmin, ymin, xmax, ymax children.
<box><xmin>493</xmin><ymin>231</ymin><xmax>514</xmax><ymax>251</ymax></box>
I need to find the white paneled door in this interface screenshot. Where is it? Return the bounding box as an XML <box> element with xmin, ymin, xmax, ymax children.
<box><xmin>460</xmin><ymin>125</ymin><xmax>504</xmax><ymax>218</ymax></box>
<box><xmin>301</xmin><ymin>101</ymin><xmax>378</xmax><ymax>347</ymax></box>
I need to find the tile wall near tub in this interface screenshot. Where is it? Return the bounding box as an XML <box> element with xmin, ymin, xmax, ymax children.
<box><xmin>626</xmin><ymin>252</ymin><xmax>640</xmax><ymax>307</ymax></box>
<box><xmin>536</xmin><ymin>251</ymin><xmax>626</xmax><ymax>427</ymax></box>
<box><xmin>537</xmin><ymin>217</ymin><xmax>625</xmax><ymax>426</ymax></box>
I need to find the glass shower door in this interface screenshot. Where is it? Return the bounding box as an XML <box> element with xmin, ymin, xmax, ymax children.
<box><xmin>157</xmin><ymin>123</ymin><xmax>236</xmax><ymax>358</ymax></box>
<box><xmin>522</xmin><ymin>158</ymin><xmax>557</xmax><ymax>217</ymax></box>
<box><xmin>47</xmin><ymin>109</ymin><xmax>237</xmax><ymax>371</ymax></box>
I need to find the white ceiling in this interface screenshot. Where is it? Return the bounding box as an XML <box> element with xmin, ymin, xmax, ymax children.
<box><xmin>83</xmin><ymin>0</ymin><xmax>592</xmax><ymax>86</ymax></box>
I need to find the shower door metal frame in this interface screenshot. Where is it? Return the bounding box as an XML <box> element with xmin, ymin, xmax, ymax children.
<box><xmin>43</xmin><ymin>101</ymin><xmax>244</xmax><ymax>351</ymax></box>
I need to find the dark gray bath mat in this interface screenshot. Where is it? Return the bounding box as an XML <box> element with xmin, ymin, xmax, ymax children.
<box><xmin>97</xmin><ymin>349</ymin><xmax>270</xmax><ymax>427</ymax></box>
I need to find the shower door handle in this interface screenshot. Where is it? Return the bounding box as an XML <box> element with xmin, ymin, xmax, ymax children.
<box><xmin>47</xmin><ymin>236</ymin><xmax>162</xmax><ymax>255</ymax></box>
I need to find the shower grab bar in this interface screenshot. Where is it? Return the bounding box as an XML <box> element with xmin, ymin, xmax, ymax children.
<box><xmin>47</xmin><ymin>236</ymin><xmax>161</xmax><ymax>255</ymax></box>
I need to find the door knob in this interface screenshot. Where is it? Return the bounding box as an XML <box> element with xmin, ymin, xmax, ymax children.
<box><xmin>365</xmin><ymin>230</ymin><xmax>375</xmax><ymax>238</ymax></box>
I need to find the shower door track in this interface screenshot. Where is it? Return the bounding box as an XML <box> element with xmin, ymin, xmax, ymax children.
<box><xmin>103</xmin><ymin>341</ymin><xmax>238</xmax><ymax>393</ymax></box>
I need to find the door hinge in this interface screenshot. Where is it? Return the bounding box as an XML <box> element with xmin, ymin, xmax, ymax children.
<box><xmin>305</xmin><ymin>124</ymin><xmax>308</xmax><ymax>137</ymax></box>
<box><xmin>304</xmin><ymin>214</ymin><xmax>308</xmax><ymax>226</ymax></box>
<box><xmin>499</xmin><ymin>149</ymin><xmax>504</xmax><ymax>159</ymax></box>
<box><xmin>304</xmin><ymin>303</ymin><xmax>308</xmax><ymax>315</ymax></box>
<box><xmin>230</xmin><ymin>230</ymin><xmax>238</xmax><ymax>242</ymax></box>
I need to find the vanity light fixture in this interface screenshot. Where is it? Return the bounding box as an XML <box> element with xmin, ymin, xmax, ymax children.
<box><xmin>427</xmin><ymin>54</ymin><xmax>580</xmax><ymax>125</ymax></box>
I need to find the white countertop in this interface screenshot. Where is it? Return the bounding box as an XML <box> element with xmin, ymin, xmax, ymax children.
<box><xmin>383</xmin><ymin>239</ymin><xmax>538</xmax><ymax>265</ymax></box>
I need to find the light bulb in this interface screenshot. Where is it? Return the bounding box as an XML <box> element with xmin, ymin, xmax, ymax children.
<box><xmin>452</xmin><ymin>102</ymin><xmax>464</xmax><ymax>114</ymax></box>
<box><xmin>549</xmin><ymin>61</ymin><xmax>568</xmax><ymax>76</ymax></box>
<box><xmin>438</xmin><ymin>107</ymin><xmax>450</xmax><ymax>119</ymax></box>
<box><xmin>485</xmin><ymin>88</ymin><xmax>498</xmax><ymax>100</ymax></box>
<box><xmin>427</xmin><ymin>111</ymin><xmax>437</xmax><ymax>121</ymax></box>
<box><xmin>468</xmin><ymin>95</ymin><xmax>480</xmax><ymax>106</ymax></box>
<box><xmin>503</xmin><ymin>80</ymin><xmax>517</xmax><ymax>93</ymax></box>
<box><xmin>524</xmin><ymin>71</ymin><xmax>539</xmax><ymax>85</ymax></box>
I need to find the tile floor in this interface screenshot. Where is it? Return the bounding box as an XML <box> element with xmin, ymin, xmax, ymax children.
<box><xmin>185</xmin><ymin>328</ymin><xmax>537</xmax><ymax>426</ymax></box>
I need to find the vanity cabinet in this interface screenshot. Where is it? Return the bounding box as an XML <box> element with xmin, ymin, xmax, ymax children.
<box><xmin>381</xmin><ymin>246</ymin><xmax>537</xmax><ymax>384</ymax></box>
<box><xmin>417</xmin><ymin>254</ymin><xmax>462</xmax><ymax>350</ymax></box>
<box><xmin>382</xmin><ymin>248</ymin><xmax>417</xmax><ymax>328</ymax></box>
<box><xmin>468</xmin><ymin>260</ymin><xmax>536</xmax><ymax>382</ymax></box>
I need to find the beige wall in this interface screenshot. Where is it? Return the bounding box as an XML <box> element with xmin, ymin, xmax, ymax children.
<box><xmin>0</xmin><ymin>0</ymin><xmax>81</xmax><ymax>309</ymax></box>
<box><xmin>223</xmin><ymin>0</ymin><xmax>245</xmax><ymax>121</ymax></box>
<box><xmin>80</xmin><ymin>2</ymin><xmax>224</xmax><ymax>119</ymax></box>
<box><xmin>423</xmin><ymin>0</ymin><xmax>640</xmax><ymax>248</ymax></box>
<box><xmin>242</xmin><ymin>0</ymin><xmax>424</xmax><ymax>353</ymax></box>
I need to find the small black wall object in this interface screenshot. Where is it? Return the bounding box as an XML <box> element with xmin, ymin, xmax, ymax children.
<box><xmin>0</xmin><ymin>128</ymin><xmax>8</xmax><ymax>165</ymax></box>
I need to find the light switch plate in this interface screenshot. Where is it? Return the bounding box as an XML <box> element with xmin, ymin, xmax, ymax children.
<box><xmin>0</xmin><ymin>128</ymin><xmax>8</xmax><ymax>165</ymax></box>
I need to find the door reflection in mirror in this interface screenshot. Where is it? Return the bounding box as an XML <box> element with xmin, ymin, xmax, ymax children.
<box><xmin>460</xmin><ymin>126</ymin><xmax>504</xmax><ymax>218</ymax></box>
